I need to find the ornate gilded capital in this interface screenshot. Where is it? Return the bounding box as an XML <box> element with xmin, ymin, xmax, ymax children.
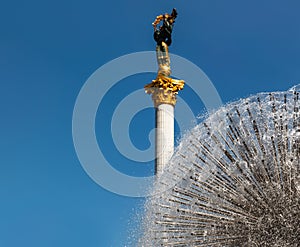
<box><xmin>144</xmin><ymin>74</ymin><xmax>185</xmax><ymax>107</ymax></box>
<box><xmin>150</xmin><ymin>88</ymin><xmax>177</xmax><ymax>107</ymax></box>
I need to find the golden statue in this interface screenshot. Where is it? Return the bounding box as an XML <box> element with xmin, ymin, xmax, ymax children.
<box><xmin>145</xmin><ymin>8</ymin><xmax>185</xmax><ymax>107</ymax></box>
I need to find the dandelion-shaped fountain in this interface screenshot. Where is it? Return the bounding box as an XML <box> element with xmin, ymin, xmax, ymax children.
<box><xmin>140</xmin><ymin>85</ymin><xmax>300</xmax><ymax>246</ymax></box>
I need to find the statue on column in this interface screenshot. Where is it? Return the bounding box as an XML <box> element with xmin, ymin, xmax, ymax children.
<box><xmin>144</xmin><ymin>8</ymin><xmax>184</xmax><ymax>107</ymax></box>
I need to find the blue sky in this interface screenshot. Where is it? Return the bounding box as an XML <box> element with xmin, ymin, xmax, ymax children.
<box><xmin>1</xmin><ymin>0</ymin><xmax>300</xmax><ymax>246</ymax></box>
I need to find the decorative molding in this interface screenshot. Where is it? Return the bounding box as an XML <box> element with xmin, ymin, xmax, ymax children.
<box><xmin>145</xmin><ymin>74</ymin><xmax>185</xmax><ymax>107</ymax></box>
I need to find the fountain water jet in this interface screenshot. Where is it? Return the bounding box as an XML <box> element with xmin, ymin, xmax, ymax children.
<box><xmin>140</xmin><ymin>86</ymin><xmax>300</xmax><ymax>246</ymax></box>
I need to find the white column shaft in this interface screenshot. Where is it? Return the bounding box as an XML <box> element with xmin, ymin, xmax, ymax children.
<box><xmin>155</xmin><ymin>104</ymin><xmax>174</xmax><ymax>175</ymax></box>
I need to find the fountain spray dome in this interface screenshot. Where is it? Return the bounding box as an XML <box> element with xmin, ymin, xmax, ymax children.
<box><xmin>140</xmin><ymin>86</ymin><xmax>300</xmax><ymax>246</ymax></box>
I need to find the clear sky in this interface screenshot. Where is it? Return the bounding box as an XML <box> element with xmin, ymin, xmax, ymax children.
<box><xmin>1</xmin><ymin>0</ymin><xmax>300</xmax><ymax>246</ymax></box>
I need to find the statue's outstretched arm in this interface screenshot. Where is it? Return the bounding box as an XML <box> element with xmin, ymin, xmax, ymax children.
<box><xmin>152</xmin><ymin>15</ymin><xmax>164</xmax><ymax>30</ymax></box>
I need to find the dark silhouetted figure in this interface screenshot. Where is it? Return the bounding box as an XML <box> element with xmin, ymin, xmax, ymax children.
<box><xmin>153</xmin><ymin>8</ymin><xmax>178</xmax><ymax>49</ymax></box>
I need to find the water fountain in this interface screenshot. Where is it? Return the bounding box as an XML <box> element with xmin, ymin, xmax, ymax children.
<box><xmin>140</xmin><ymin>85</ymin><xmax>300</xmax><ymax>246</ymax></box>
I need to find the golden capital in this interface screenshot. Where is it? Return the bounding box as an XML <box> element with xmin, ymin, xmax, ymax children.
<box><xmin>144</xmin><ymin>74</ymin><xmax>185</xmax><ymax>107</ymax></box>
<box><xmin>150</xmin><ymin>88</ymin><xmax>177</xmax><ymax>107</ymax></box>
